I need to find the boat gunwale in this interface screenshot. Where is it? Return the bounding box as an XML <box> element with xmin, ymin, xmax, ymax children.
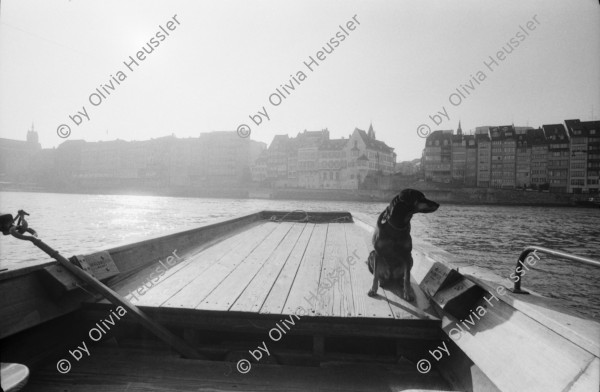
<box><xmin>0</xmin><ymin>210</ymin><xmax>358</xmax><ymax>282</ymax></box>
<box><xmin>0</xmin><ymin>210</ymin><xmax>266</xmax><ymax>282</ymax></box>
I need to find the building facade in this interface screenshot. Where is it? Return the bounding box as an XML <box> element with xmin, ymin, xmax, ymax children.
<box><xmin>451</xmin><ymin>123</ymin><xmax>466</xmax><ymax>183</ymax></box>
<box><xmin>423</xmin><ymin>130</ymin><xmax>453</xmax><ymax>183</ymax></box>
<box><xmin>475</xmin><ymin>127</ymin><xmax>492</xmax><ymax>188</ymax></box>
<box><xmin>464</xmin><ymin>135</ymin><xmax>478</xmax><ymax>186</ymax></box>
<box><xmin>422</xmin><ymin>120</ymin><xmax>594</xmax><ymax>193</ymax></box>
<box><xmin>587</xmin><ymin>121</ymin><xmax>600</xmax><ymax>194</ymax></box>
<box><xmin>259</xmin><ymin>124</ymin><xmax>396</xmax><ymax>190</ymax></box>
<box><xmin>565</xmin><ymin>119</ymin><xmax>600</xmax><ymax>194</ymax></box>
<box><xmin>489</xmin><ymin>125</ymin><xmax>517</xmax><ymax>189</ymax></box>
<box><xmin>0</xmin><ymin>125</ymin><xmax>41</xmax><ymax>183</ymax></box>
<box><xmin>515</xmin><ymin>128</ymin><xmax>534</xmax><ymax>188</ymax></box>
<box><xmin>543</xmin><ymin>124</ymin><xmax>570</xmax><ymax>193</ymax></box>
<box><xmin>51</xmin><ymin>131</ymin><xmax>265</xmax><ymax>190</ymax></box>
<box><xmin>530</xmin><ymin>128</ymin><xmax>548</xmax><ymax>188</ymax></box>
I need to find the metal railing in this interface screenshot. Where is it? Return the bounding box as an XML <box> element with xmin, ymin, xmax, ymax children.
<box><xmin>513</xmin><ymin>246</ymin><xmax>600</xmax><ymax>294</ymax></box>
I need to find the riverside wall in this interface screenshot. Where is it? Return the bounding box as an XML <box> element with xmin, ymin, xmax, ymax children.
<box><xmin>270</xmin><ymin>187</ymin><xmax>582</xmax><ymax>206</ymax></box>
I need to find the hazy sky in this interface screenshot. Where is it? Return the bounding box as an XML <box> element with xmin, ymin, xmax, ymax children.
<box><xmin>1</xmin><ymin>0</ymin><xmax>599</xmax><ymax>160</ymax></box>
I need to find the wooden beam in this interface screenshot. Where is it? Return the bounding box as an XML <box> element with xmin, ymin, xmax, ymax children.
<box><xmin>313</xmin><ymin>335</ymin><xmax>325</xmax><ymax>360</ymax></box>
<box><xmin>83</xmin><ymin>305</ymin><xmax>442</xmax><ymax>341</ymax></box>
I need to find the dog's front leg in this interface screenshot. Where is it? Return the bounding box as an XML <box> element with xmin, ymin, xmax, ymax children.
<box><xmin>402</xmin><ymin>262</ymin><xmax>415</xmax><ymax>302</ymax></box>
<box><xmin>368</xmin><ymin>253</ymin><xmax>379</xmax><ymax>297</ymax></box>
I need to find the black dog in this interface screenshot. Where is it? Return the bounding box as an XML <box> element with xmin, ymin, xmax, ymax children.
<box><xmin>367</xmin><ymin>189</ymin><xmax>439</xmax><ymax>301</ymax></box>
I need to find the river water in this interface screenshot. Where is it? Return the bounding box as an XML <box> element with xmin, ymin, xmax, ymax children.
<box><xmin>1</xmin><ymin>191</ymin><xmax>598</xmax><ymax>320</ymax></box>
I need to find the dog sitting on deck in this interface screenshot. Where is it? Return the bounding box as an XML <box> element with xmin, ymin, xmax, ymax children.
<box><xmin>367</xmin><ymin>189</ymin><xmax>439</xmax><ymax>301</ymax></box>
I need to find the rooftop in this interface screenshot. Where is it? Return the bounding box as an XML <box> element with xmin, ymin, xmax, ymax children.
<box><xmin>355</xmin><ymin>128</ymin><xmax>394</xmax><ymax>153</ymax></box>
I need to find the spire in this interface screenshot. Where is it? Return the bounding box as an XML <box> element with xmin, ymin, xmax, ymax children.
<box><xmin>457</xmin><ymin>120</ymin><xmax>462</xmax><ymax>136</ymax></box>
<box><xmin>27</xmin><ymin>122</ymin><xmax>39</xmax><ymax>145</ymax></box>
<box><xmin>367</xmin><ymin>123</ymin><xmax>375</xmax><ymax>139</ymax></box>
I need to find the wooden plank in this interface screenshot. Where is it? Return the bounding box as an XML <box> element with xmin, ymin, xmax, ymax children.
<box><xmin>313</xmin><ymin>335</ymin><xmax>325</xmax><ymax>359</ymax></box>
<box><xmin>103</xmin><ymin>251</ymin><xmax>194</xmax><ymax>303</ymax></box>
<box><xmin>136</xmin><ymin>222</ymin><xmax>277</xmax><ymax>307</ymax></box>
<box><xmin>230</xmin><ymin>223</ymin><xmax>307</xmax><ymax>313</ymax></box>
<box><xmin>344</xmin><ymin>224</ymin><xmax>394</xmax><ymax>319</ymax></box>
<box><xmin>329</xmin><ymin>224</ymin><xmax>355</xmax><ymax>317</ymax></box>
<box><xmin>260</xmin><ymin>224</ymin><xmax>315</xmax><ymax>315</ymax></box>
<box><xmin>104</xmin><ymin>211</ymin><xmax>264</xmax><ymax>278</ymax></box>
<box><xmin>25</xmin><ymin>347</ymin><xmax>452</xmax><ymax>392</ymax></box>
<box><xmin>197</xmin><ymin>223</ymin><xmax>295</xmax><ymax>311</ymax></box>
<box><xmin>99</xmin><ymin>241</ymin><xmax>217</xmax><ymax>305</ymax></box>
<box><xmin>160</xmin><ymin>222</ymin><xmax>280</xmax><ymax>309</ymax></box>
<box><xmin>106</xmin><ymin>222</ymin><xmax>267</xmax><ymax>299</ymax></box>
<box><xmin>459</xmin><ymin>265</ymin><xmax>600</xmax><ymax>358</ymax></box>
<box><xmin>84</xmin><ymin>304</ymin><xmax>443</xmax><ymax>340</ymax></box>
<box><xmin>0</xmin><ymin>272</ymin><xmax>92</xmax><ymax>339</ymax></box>
<box><xmin>568</xmin><ymin>357</ymin><xmax>599</xmax><ymax>392</ymax></box>
<box><xmin>283</xmin><ymin>224</ymin><xmax>328</xmax><ymax>316</ymax></box>
<box><xmin>439</xmin><ymin>292</ymin><xmax>596</xmax><ymax>392</ymax></box>
<box><xmin>314</xmin><ymin>224</ymin><xmax>339</xmax><ymax>317</ymax></box>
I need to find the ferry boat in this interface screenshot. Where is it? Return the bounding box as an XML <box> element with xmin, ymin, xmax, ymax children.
<box><xmin>0</xmin><ymin>210</ymin><xmax>598</xmax><ymax>392</ymax></box>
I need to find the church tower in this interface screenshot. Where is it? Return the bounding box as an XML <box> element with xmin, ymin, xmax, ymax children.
<box><xmin>367</xmin><ymin>123</ymin><xmax>376</xmax><ymax>139</ymax></box>
<box><xmin>26</xmin><ymin>123</ymin><xmax>41</xmax><ymax>150</ymax></box>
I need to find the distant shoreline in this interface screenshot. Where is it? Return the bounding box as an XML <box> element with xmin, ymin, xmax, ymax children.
<box><xmin>1</xmin><ymin>186</ymin><xmax>597</xmax><ymax>208</ymax></box>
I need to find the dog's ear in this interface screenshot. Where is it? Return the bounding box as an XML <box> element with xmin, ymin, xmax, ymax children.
<box><xmin>399</xmin><ymin>189</ymin><xmax>425</xmax><ymax>205</ymax></box>
<box><xmin>382</xmin><ymin>193</ymin><xmax>404</xmax><ymax>222</ymax></box>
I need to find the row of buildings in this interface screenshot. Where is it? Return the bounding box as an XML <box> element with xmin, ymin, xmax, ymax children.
<box><xmin>250</xmin><ymin>125</ymin><xmax>397</xmax><ymax>189</ymax></box>
<box><xmin>0</xmin><ymin>128</ymin><xmax>266</xmax><ymax>191</ymax></box>
<box><xmin>422</xmin><ymin>119</ymin><xmax>600</xmax><ymax>194</ymax></box>
<box><xmin>1</xmin><ymin>124</ymin><xmax>396</xmax><ymax>192</ymax></box>
<box><xmin>3</xmin><ymin>119</ymin><xmax>597</xmax><ymax>194</ymax></box>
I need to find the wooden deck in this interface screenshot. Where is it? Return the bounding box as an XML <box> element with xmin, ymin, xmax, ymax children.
<box><xmin>89</xmin><ymin>219</ymin><xmax>440</xmax><ymax>340</ymax></box>
<box><xmin>4</xmin><ymin>210</ymin><xmax>599</xmax><ymax>392</ymax></box>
